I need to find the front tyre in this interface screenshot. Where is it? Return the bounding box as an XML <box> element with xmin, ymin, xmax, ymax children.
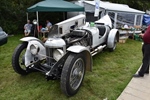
<box><xmin>12</xmin><ymin>42</ymin><xmax>28</xmax><ymax>75</ymax></box>
<box><xmin>61</xmin><ymin>53</ymin><xmax>85</xmax><ymax>96</ymax></box>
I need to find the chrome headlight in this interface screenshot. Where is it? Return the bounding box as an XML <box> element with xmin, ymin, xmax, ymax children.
<box><xmin>30</xmin><ymin>44</ymin><xmax>39</xmax><ymax>55</ymax></box>
<box><xmin>53</xmin><ymin>49</ymin><xmax>64</xmax><ymax>61</ymax></box>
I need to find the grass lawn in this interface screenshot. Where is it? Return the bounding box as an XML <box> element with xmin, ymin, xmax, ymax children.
<box><xmin>0</xmin><ymin>34</ymin><xmax>143</xmax><ymax>100</ymax></box>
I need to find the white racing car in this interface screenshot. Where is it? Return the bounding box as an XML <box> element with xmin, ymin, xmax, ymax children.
<box><xmin>12</xmin><ymin>14</ymin><xmax>119</xmax><ymax>96</ymax></box>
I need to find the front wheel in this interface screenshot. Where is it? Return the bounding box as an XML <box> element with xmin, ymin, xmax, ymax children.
<box><xmin>12</xmin><ymin>42</ymin><xmax>29</xmax><ymax>75</ymax></box>
<box><xmin>60</xmin><ymin>53</ymin><xmax>85</xmax><ymax>96</ymax></box>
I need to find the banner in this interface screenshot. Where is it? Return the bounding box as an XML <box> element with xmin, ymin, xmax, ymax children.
<box><xmin>94</xmin><ymin>0</ymin><xmax>100</xmax><ymax>17</ymax></box>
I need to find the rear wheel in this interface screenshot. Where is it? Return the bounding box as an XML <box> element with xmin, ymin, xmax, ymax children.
<box><xmin>109</xmin><ymin>35</ymin><xmax>117</xmax><ymax>52</ymax></box>
<box><xmin>12</xmin><ymin>42</ymin><xmax>29</xmax><ymax>75</ymax></box>
<box><xmin>61</xmin><ymin>53</ymin><xmax>85</xmax><ymax>96</ymax></box>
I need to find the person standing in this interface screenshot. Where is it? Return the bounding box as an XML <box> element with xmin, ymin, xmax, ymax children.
<box><xmin>24</xmin><ymin>20</ymin><xmax>32</xmax><ymax>36</ymax></box>
<box><xmin>133</xmin><ymin>25</ymin><xmax>150</xmax><ymax>77</ymax></box>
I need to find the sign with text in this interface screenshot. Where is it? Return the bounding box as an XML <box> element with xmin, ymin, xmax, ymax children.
<box><xmin>94</xmin><ymin>0</ymin><xmax>100</xmax><ymax>17</ymax></box>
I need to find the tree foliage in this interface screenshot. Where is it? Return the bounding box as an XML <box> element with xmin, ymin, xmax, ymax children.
<box><xmin>0</xmin><ymin>0</ymin><xmax>41</xmax><ymax>34</ymax></box>
<box><xmin>0</xmin><ymin>0</ymin><xmax>150</xmax><ymax>34</ymax></box>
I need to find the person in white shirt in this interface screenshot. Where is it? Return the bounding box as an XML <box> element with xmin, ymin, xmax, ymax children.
<box><xmin>46</xmin><ymin>20</ymin><xmax>52</xmax><ymax>31</ymax></box>
<box><xmin>24</xmin><ymin>20</ymin><xmax>32</xmax><ymax>36</ymax></box>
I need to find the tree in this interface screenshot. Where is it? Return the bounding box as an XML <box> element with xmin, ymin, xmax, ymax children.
<box><xmin>0</xmin><ymin>0</ymin><xmax>41</xmax><ymax>34</ymax></box>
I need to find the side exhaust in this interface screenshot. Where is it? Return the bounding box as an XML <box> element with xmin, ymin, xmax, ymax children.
<box><xmin>91</xmin><ymin>45</ymin><xmax>106</xmax><ymax>56</ymax></box>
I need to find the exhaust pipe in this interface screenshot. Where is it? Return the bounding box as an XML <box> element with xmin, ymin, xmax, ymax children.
<box><xmin>91</xmin><ymin>45</ymin><xmax>106</xmax><ymax>56</ymax></box>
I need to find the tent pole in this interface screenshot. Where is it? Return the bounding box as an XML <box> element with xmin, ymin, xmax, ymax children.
<box><xmin>36</xmin><ymin>11</ymin><xmax>39</xmax><ymax>38</ymax></box>
<box><xmin>26</xmin><ymin>12</ymin><xmax>28</xmax><ymax>21</ymax></box>
<box><xmin>114</xmin><ymin>13</ymin><xmax>117</xmax><ymax>28</ymax></box>
<box><xmin>36</xmin><ymin>11</ymin><xmax>39</xmax><ymax>23</ymax></box>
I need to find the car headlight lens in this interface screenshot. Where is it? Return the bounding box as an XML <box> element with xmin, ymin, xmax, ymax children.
<box><xmin>30</xmin><ymin>44</ymin><xmax>39</xmax><ymax>55</ymax></box>
<box><xmin>53</xmin><ymin>49</ymin><xmax>64</xmax><ymax>61</ymax></box>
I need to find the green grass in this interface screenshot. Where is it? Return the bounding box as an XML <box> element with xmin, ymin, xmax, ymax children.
<box><xmin>0</xmin><ymin>34</ymin><xmax>143</xmax><ymax>100</ymax></box>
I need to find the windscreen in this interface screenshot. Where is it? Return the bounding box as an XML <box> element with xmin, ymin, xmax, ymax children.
<box><xmin>48</xmin><ymin>25</ymin><xmax>60</xmax><ymax>38</ymax></box>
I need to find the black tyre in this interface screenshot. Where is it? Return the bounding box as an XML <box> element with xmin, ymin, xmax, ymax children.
<box><xmin>12</xmin><ymin>42</ymin><xmax>28</xmax><ymax>75</ymax></box>
<box><xmin>109</xmin><ymin>35</ymin><xmax>117</xmax><ymax>52</ymax></box>
<box><xmin>61</xmin><ymin>53</ymin><xmax>85</xmax><ymax>96</ymax></box>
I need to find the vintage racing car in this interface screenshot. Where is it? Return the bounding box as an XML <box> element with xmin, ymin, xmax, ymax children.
<box><xmin>12</xmin><ymin>14</ymin><xmax>119</xmax><ymax>96</ymax></box>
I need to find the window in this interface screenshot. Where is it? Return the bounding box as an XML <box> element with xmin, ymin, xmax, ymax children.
<box><xmin>136</xmin><ymin>15</ymin><xmax>142</xmax><ymax>25</ymax></box>
<box><xmin>116</xmin><ymin>13</ymin><xmax>135</xmax><ymax>28</ymax></box>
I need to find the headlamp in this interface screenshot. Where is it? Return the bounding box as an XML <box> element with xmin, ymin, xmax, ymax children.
<box><xmin>30</xmin><ymin>44</ymin><xmax>39</xmax><ymax>55</ymax></box>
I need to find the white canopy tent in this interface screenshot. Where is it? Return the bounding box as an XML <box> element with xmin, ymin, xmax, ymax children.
<box><xmin>84</xmin><ymin>1</ymin><xmax>144</xmax><ymax>13</ymax></box>
<box><xmin>83</xmin><ymin>1</ymin><xmax>145</xmax><ymax>28</ymax></box>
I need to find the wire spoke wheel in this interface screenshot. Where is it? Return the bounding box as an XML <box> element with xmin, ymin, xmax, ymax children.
<box><xmin>61</xmin><ymin>53</ymin><xmax>85</xmax><ymax>96</ymax></box>
<box><xmin>19</xmin><ymin>48</ymin><xmax>26</xmax><ymax>70</ymax></box>
<box><xmin>12</xmin><ymin>42</ymin><xmax>29</xmax><ymax>75</ymax></box>
<box><xmin>70</xmin><ymin>58</ymin><xmax>84</xmax><ymax>90</ymax></box>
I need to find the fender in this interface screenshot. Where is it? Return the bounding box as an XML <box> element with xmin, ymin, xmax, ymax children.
<box><xmin>23</xmin><ymin>39</ymin><xmax>46</xmax><ymax>67</ymax></box>
<box><xmin>67</xmin><ymin>45</ymin><xmax>93</xmax><ymax>71</ymax></box>
<box><xmin>107</xmin><ymin>29</ymin><xmax>119</xmax><ymax>48</ymax></box>
<box><xmin>20</xmin><ymin>37</ymin><xmax>40</xmax><ymax>42</ymax></box>
<box><xmin>20</xmin><ymin>37</ymin><xmax>44</xmax><ymax>45</ymax></box>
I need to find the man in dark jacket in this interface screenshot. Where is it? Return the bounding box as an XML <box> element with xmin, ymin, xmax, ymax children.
<box><xmin>133</xmin><ymin>25</ymin><xmax>150</xmax><ymax>77</ymax></box>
